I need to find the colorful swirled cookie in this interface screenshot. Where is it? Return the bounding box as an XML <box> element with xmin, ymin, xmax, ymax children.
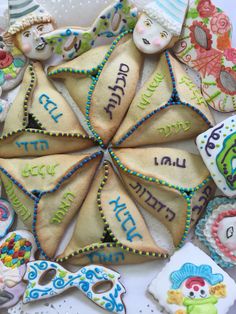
<box><xmin>0</xmin><ymin>61</ymin><xmax>94</xmax><ymax>158</ymax></box>
<box><xmin>113</xmin><ymin>50</ymin><xmax>214</xmax><ymax>147</ymax></box>
<box><xmin>23</xmin><ymin>261</ymin><xmax>126</xmax><ymax>314</ymax></box>
<box><xmin>57</xmin><ymin>148</ymin><xmax>215</xmax><ymax>266</ymax></box>
<box><xmin>0</xmin><ymin>198</ymin><xmax>14</xmax><ymax>239</ymax></box>
<box><xmin>174</xmin><ymin>0</ymin><xmax>236</xmax><ymax>112</ymax></box>
<box><xmin>197</xmin><ymin>115</ymin><xmax>236</xmax><ymax>197</ymax></box>
<box><xmin>42</xmin><ymin>0</ymin><xmax>137</xmax><ymax>61</ymax></box>
<box><xmin>0</xmin><ymin>152</ymin><xmax>103</xmax><ymax>259</ymax></box>
<box><xmin>196</xmin><ymin>197</ymin><xmax>236</xmax><ymax>268</ymax></box>
<box><xmin>148</xmin><ymin>243</ymin><xmax>236</xmax><ymax>314</ymax></box>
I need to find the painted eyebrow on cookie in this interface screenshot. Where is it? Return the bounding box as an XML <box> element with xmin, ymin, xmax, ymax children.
<box><xmin>145</xmin><ymin>18</ymin><xmax>153</xmax><ymax>24</ymax></box>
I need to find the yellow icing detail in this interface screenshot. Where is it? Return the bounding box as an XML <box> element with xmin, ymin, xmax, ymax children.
<box><xmin>137</xmin><ymin>72</ymin><xmax>165</xmax><ymax>110</ymax></box>
<box><xmin>50</xmin><ymin>192</ymin><xmax>76</xmax><ymax>224</ymax></box>
<box><xmin>21</xmin><ymin>164</ymin><xmax>59</xmax><ymax>179</ymax></box>
<box><xmin>5</xmin><ymin>180</ymin><xmax>31</xmax><ymax>221</ymax></box>
<box><xmin>157</xmin><ymin>120</ymin><xmax>192</xmax><ymax>137</ymax></box>
<box><xmin>167</xmin><ymin>290</ymin><xmax>184</xmax><ymax>305</ymax></box>
<box><xmin>179</xmin><ymin>76</ymin><xmax>206</xmax><ymax>106</ymax></box>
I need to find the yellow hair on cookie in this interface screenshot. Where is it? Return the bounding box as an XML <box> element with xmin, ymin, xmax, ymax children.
<box><xmin>210</xmin><ymin>283</ymin><xmax>227</xmax><ymax>298</ymax></box>
<box><xmin>167</xmin><ymin>289</ymin><xmax>184</xmax><ymax>305</ymax></box>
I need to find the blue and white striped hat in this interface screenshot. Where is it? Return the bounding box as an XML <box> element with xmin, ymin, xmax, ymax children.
<box><xmin>133</xmin><ymin>0</ymin><xmax>189</xmax><ymax>36</ymax></box>
<box><xmin>7</xmin><ymin>0</ymin><xmax>53</xmax><ymax>35</ymax></box>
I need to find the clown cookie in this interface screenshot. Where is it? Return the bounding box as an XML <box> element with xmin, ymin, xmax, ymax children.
<box><xmin>0</xmin><ymin>61</ymin><xmax>94</xmax><ymax>157</ymax></box>
<box><xmin>148</xmin><ymin>243</ymin><xmax>236</xmax><ymax>314</ymax></box>
<box><xmin>197</xmin><ymin>115</ymin><xmax>236</xmax><ymax>197</ymax></box>
<box><xmin>113</xmin><ymin>51</ymin><xmax>214</xmax><ymax>147</ymax></box>
<box><xmin>174</xmin><ymin>0</ymin><xmax>236</xmax><ymax>112</ymax></box>
<box><xmin>0</xmin><ymin>199</ymin><xmax>14</xmax><ymax>239</ymax></box>
<box><xmin>23</xmin><ymin>261</ymin><xmax>126</xmax><ymax>314</ymax></box>
<box><xmin>196</xmin><ymin>197</ymin><xmax>236</xmax><ymax>268</ymax></box>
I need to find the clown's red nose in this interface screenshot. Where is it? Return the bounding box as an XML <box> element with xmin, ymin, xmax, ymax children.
<box><xmin>0</xmin><ymin>50</ymin><xmax>7</xmax><ymax>60</ymax></box>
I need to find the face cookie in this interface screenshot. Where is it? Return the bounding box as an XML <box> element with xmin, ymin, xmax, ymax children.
<box><xmin>0</xmin><ymin>35</ymin><xmax>27</xmax><ymax>93</ymax></box>
<box><xmin>0</xmin><ymin>152</ymin><xmax>103</xmax><ymax>259</ymax></box>
<box><xmin>0</xmin><ymin>62</ymin><xmax>94</xmax><ymax>158</ymax></box>
<box><xmin>23</xmin><ymin>261</ymin><xmax>126</xmax><ymax>314</ymax></box>
<box><xmin>0</xmin><ymin>199</ymin><xmax>14</xmax><ymax>239</ymax></box>
<box><xmin>197</xmin><ymin>115</ymin><xmax>236</xmax><ymax>197</ymax></box>
<box><xmin>174</xmin><ymin>0</ymin><xmax>236</xmax><ymax>112</ymax></box>
<box><xmin>148</xmin><ymin>243</ymin><xmax>236</xmax><ymax>314</ymax></box>
<box><xmin>5</xmin><ymin>0</ymin><xmax>55</xmax><ymax>61</ymax></box>
<box><xmin>196</xmin><ymin>197</ymin><xmax>236</xmax><ymax>268</ymax></box>
<box><xmin>112</xmin><ymin>51</ymin><xmax>214</xmax><ymax>148</ymax></box>
<box><xmin>42</xmin><ymin>0</ymin><xmax>138</xmax><ymax>60</ymax></box>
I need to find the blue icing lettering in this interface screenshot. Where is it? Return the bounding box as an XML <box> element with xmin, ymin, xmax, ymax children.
<box><xmin>86</xmin><ymin>252</ymin><xmax>125</xmax><ymax>264</ymax></box>
<box><xmin>109</xmin><ymin>196</ymin><xmax>143</xmax><ymax>242</ymax></box>
<box><xmin>39</xmin><ymin>94</ymin><xmax>63</xmax><ymax>123</ymax></box>
<box><xmin>16</xmin><ymin>140</ymin><xmax>49</xmax><ymax>152</ymax></box>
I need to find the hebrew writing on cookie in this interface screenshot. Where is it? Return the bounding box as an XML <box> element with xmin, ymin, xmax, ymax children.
<box><xmin>196</xmin><ymin>197</ymin><xmax>236</xmax><ymax>268</ymax></box>
<box><xmin>174</xmin><ymin>0</ymin><xmax>236</xmax><ymax>112</ymax></box>
<box><xmin>197</xmin><ymin>115</ymin><xmax>236</xmax><ymax>197</ymax></box>
<box><xmin>148</xmin><ymin>243</ymin><xmax>236</xmax><ymax>314</ymax></box>
<box><xmin>0</xmin><ymin>230</ymin><xmax>37</xmax><ymax>309</ymax></box>
<box><xmin>23</xmin><ymin>261</ymin><xmax>126</xmax><ymax>314</ymax></box>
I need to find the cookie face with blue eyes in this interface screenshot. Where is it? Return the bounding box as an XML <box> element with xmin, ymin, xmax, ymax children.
<box><xmin>133</xmin><ymin>13</ymin><xmax>173</xmax><ymax>54</ymax></box>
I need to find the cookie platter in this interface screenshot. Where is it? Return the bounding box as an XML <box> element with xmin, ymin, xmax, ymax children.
<box><xmin>0</xmin><ymin>0</ymin><xmax>235</xmax><ymax>313</ymax></box>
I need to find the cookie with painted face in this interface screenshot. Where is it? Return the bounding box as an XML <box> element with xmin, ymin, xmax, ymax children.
<box><xmin>0</xmin><ymin>199</ymin><xmax>14</xmax><ymax>240</ymax></box>
<box><xmin>112</xmin><ymin>51</ymin><xmax>214</xmax><ymax>147</ymax></box>
<box><xmin>42</xmin><ymin>0</ymin><xmax>137</xmax><ymax>61</ymax></box>
<box><xmin>174</xmin><ymin>0</ymin><xmax>236</xmax><ymax>112</ymax></box>
<box><xmin>109</xmin><ymin>147</ymin><xmax>216</xmax><ymax>248</ymax></box>
<box><xmin>196</xmin><ymin>197</ymin><xmax>236</xmax><ymax>268</ymax></box>
<box><xmin>196</xmin><ymin>115</ymin><xmax>236</xmax><ymax>197</ymax></box>
<box><xmin>58</xmin><ymin>161</ymin><xmax>168</xmax><ymax>265</ymax></box>
<box><xmin>132</xmin><ymin>0</ymin><xmax>189</xmax><ymax>54</ymax></box>
<box><xmin>0</xmin><ymin>61</ymin><xmax>94</xmax><ymax>157</ymax></box>
<box><xmin>4</xmin><ymin>0</ymin><xmax>55</xmax><ymax>61</ymax></box>
<box><xmin>148</xmin><ymin>243</ymin><xmax>236</xmax><ymax>314</ymax></box>
<box><xmin>0</xmin><ymin>152</ymin><xmax>103</xmax><ymax>259</ymax></box>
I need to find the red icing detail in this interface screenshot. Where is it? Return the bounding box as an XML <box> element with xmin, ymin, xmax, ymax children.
<box><xmin>25</xmin><ymin>241</ymin><xmax>31</xmax><ymax>247</ymax></box>
<box><xmin>185</xmin><ymin>277</ymin><xmax>205</xmax><ymax>288</ymax></box>
<box><xmin>193</xmin><ymin>286</ymin><xmax>200</xmax><ymax>291</ymax></box>
<box><xmin>0</xmin><ymin>51</ymin><xmax>13</xmax><ymax>69</ymax></box>
<box><xmin>18</xmin><ymin>251</ymin><xmax>24</xmax><ymax>257</ymax></box>
<box><xmin>0</xmin><ymin>50</ymin><xmax>6</xmax><ymax>60</ymax></box>
<box><xmin>211</xmin><ymin>209</ymin><xmax>236</xmax><ymax>262</ymax></box>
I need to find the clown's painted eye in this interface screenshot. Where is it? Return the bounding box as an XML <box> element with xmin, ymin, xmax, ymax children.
<box><xmin>200</xmin><ymin>289</ymin><xmax>206</xmax><ymax>295</ymax></box>
<box><xmin>144</xmin><ymin>19</ymin><xmax>152</xmax><ymax>27</ymax></box>
<box><xmin>37</xmin><ymin>24</ymin><xmax>45</xmax><ymax>32</ymax></box>
<box><xmin>189</xmin><ymin>291</ymin><xmax>195</xmax><ymax>298</ymax></box>
<box><xmin>23</xmin><ymin>31</ymin><xmax>31</xmax><ymax>38</ymax></box>
<box><xmin>160</xmin><ymin>31</ymin><xmax>168</xmax><ymax>38</ymax></box>
<box><xmin>226</xmin><ymin>226</ymin><xmax>234</xmax><ymax>239</ymax></box>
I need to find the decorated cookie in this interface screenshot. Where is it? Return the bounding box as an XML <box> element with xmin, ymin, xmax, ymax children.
<box><xmin>0</xmin><ymin>152</ymin><xmax>103</xmax><ymax>259</ymax></box>
<box><xmin>4</xmin><ymin>0</ymin><xmax>55</xmax><ymax>61</ymax></box>
<box><xmin>148</xmin><ymin>243</ymin><xmax>236</xmax><ymax>314</ymax></box>
<box><xmin>57</xmin><ymin>151</ymin><xmax>215</xmax><ymax>265</ymax></box>
<box><xmin>0</xmin><ymin>62</ymin><xmax>94</xmax><ymax>157</ymax></box>
<box><xmin>42</xmin><ymin>0</ymin><xmax>137</xmax><ymax>60</ymax></box>
<box><xmin>112</xmin><ymin>50</ymin><xmax>214</xmax><ymax>147</ymax></box>
<box><xmin>0</xmin><ymin>199</ymin><xmax>14</xmax><ymax>239</ymax></box>
<box><xmin>196</xmin><ymin>115</ymin><xmax>236</xmax><ymax>198</ymax></box>
<box><xmin>174</xmin><ymin>0</ymin><xmax>236</xmax><ymax>112</ymax></box>
<box><xmin>0</xmin><ymin>35</ymin><xmax>27</xmax><ymax>93</ymax></box>
<box><xmin>132</xmin><ymin>0</ymin><xmax>189</xmax><ymax>54</ymax></box>
<box><xmin>0</xmin><ymin>230</ymin><xmax>37</xmax><ymax>268</ymax></box>
<box><xmin>196</xmin><ymin>197</ymin><xmax>236</xmax><ymax>268</ymax></box>
<box><xmin>23</xmin><ymin>261</ymin><xmax>126</xmax><ymax>314</ymax></box>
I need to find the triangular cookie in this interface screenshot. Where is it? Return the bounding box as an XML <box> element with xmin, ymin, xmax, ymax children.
<box><xmin>0</xmin><ymin>62</ymin><xmax>94</xmax><ymax>157</ymax></box>
<box><xmin>112</xmin><ymin>51</ymin><xmax>214</xmax><ymax>148</ymax></box>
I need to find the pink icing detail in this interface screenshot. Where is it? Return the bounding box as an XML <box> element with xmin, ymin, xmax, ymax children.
<box><xmin>211</xmin><ymin>209</ymin><xmax>236</xmax><ymax>261</ymax></box>
<box><xmin>210</xmin><ymin>12</ymin><xmax>231</xmax><ymax>35</ymax></box>
<box><xmin>136</xmin><ymin>24</ymin><xmax>145</xmax><ymax>34</ymax></box>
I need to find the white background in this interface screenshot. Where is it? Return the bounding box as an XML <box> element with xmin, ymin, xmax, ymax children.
<box><xmin>0</xmin><ymin>0</ymin><xmax>235</xmax><ymax>313</ymax></box>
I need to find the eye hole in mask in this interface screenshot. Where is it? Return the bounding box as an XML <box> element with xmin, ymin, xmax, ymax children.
<box><xmin>92</xmin><ymin>280</ymin><xmax>113</xmax><ymax>294</ymax></box>
<box><xmin>226</xmin><ymin>226</ymin><xmax>234</xmax><ymax>239</ymax></box>
<box><xmin>39</xmin><ymin>269</ymin><xmax>57</xmax><ymax>286</ymax></box>
<box><xmin>111</xmin><ymin>12</ymin><xmax>122</xmax><ymax>32</ymax></box>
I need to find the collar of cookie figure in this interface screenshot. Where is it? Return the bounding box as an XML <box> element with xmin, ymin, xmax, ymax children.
<box><xmin>23</xmin><ymin>261</ymin><xmax>126</xmax><ymax>314</ymax></box>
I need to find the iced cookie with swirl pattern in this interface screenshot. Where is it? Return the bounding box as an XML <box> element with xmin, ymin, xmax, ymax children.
<box><xmin>0</xmin><ymin>152</ymin><xmax>103</xmax><ymax>259</ymax></box>
<box><xmin>148</xmin><ymin>243</ymin><xmax>236</xmax><ymax>314</ymax></box>
<box><xmin>0</xmin><ymin>62</ymin><xmax>95</xmax><ymax>158</ymax></box>
<box><xmin>196</xmin><ymin>196</ymin><xmax>236</xmax><ymax>268</ymax></box>
<box><xmin>109</xmin><ymin>147</ymin><xmax>216</xmax><ymax>248</ymax></box>
<box><xmin>174</xmin><ymin>0</ymin><xmax>236</xmax><ymax>112</ymax></box>
<box><xmin>112</xmin><ymin>51</ymin><xmax>214</xmax><ymax>148</ymax></box>
<box><xmin>196</xmin><ymin>115</ymin><xmax>236</xmax><ymax>197</ymax></box>
<box><xmin>58</xmin><ymin>161</ymin><xmax>169</xmax><ymax>265</ymax></box>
